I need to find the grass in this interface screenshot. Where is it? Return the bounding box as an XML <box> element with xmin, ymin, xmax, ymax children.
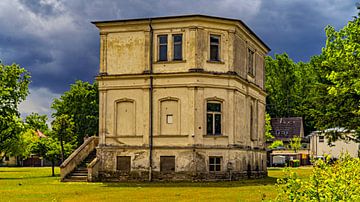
<box><xmin>0</xmin><ymin>167</ymin><xmax>313</xmax><ymax>202</ymax></box>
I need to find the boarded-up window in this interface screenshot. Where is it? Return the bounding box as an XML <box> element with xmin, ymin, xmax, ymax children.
<box><xmin>160</xmin><ymin>99</ymin><xmax>179</xmax><ymax>135</ymax></box>
<box><xmin>116</xmin><ymin>156</ymin><xmax>131</xmax><ymax>172</ymax></box>
<box><xmin>116</xmin><ymin>100</ymin><xmax>135</xmax><ymax>136</ymax></box>
<box><xmin>250</xmin><ymin>99</ymin><xmax>258</xmax><ymax>141</ymax></box>
<box><xmin>160</xmin><ymin>156</ymin><xmax>175</xmax><ymax>172</ymax></box>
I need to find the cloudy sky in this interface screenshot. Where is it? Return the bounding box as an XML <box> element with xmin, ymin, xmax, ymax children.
<box><xmin>0</xmin><ymin>0</ymin><xmax>357</xmax><ymax>121</ymax></box>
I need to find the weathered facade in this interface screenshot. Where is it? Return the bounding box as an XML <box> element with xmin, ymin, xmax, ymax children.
<box><xmin>92</xmin><ymin>15</ymin><xmax>270</xmax><ymax>181</ymax></box>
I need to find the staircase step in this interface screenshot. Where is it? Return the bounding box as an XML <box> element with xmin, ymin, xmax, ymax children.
<box><xmin>71</xmin><ymin>172</ymin><xmax>87</xmax><ymax>176</ymax></box>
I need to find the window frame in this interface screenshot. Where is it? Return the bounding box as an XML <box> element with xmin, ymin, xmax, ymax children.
<box><xmin>206</xmin><ymin>101</ymin><xmax>222</xmax><ymax>135</ymax></box>
<box><xmin>209</xmin><ymin>34</ymin><xmax>221</xmax><ymax>61</ymax></box>
<box><xmin>319</xmin><ymin>136</ymin><xmax>324</xmax><ymax>143</ymax></box>
<box><xmin>172</xmin><ymin>34</ymin><xmax>183</xmax><ymax>61</ymax></box>
<box><xmin>158</xmin><ymin>35</ymin><xmax>168</xmax><ymax>61</ymax></box>
<box><xmin>209</xmin><ymin>156</ymin><xmax>222</xmax><ymax>172</ymax></box>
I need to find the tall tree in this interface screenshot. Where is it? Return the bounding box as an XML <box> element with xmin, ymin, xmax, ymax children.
<box><xmin>51</xmin><ymin>114</ymin><xmax>75</xmax><ymax>162</ymax></box>
<box><xmin>0</xmin><ymin>62</ymin><xmax>30</xmax><ymax>155</ymax></box>
<box><xmin>311</xmin><ymin>12</ymin><xmax>360</xmax><ymax>141</ymax></box>
<box><xmin>51</xmin><ymin>80</ymin><xmax>98</xmax><ymax>146</ymax></box>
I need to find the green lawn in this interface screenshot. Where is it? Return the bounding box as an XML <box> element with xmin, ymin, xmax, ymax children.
<box><xmin>0</xmin><ymin>167</ymin><xmax>312</xmax><ymax>202</ymax></box>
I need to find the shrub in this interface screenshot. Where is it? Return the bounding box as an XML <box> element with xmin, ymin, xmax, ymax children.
<box><xmin>270</xmin><ymin>153</ymin><xmax>360</xmax><ymax>201</ymax></box>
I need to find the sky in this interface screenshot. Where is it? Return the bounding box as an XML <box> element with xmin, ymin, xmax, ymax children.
<box><xmin>0</xmin><ymin>0</ymin><xmax>358</xmax><ymax>121</ymax></box>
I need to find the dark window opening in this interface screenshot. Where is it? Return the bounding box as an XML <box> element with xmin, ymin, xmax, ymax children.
<box><xmin>319</xmin><ymin>136</ymin><xmax>324</xmax><ymax>143</ymax></box>
<box><xmin>158</xmin><ymin>35</ymin><xmax>168</xmax><ymax>61</ymax></box>
<box><xmin>5</xmin><ymin>156</ymin><xmax>9</xmax><ymax>161</ymax></box>
<box><xmin>116</xmin><ymin>156</ymin><xmax>131</xmax><ymax>172</ymax></box>
<box><xmin>206</xmin><ymin>102</ymin><xmax>222</xmax><ymax>135</ymax></box>
<box><xmin>248</xmin><ymin>49</ymin><xmax>255</xmax><ymax>75</ymax></box>
<box><xmin>173</xmin><ymin>34</ymin><xmax>182</xmax><ymax>60</ymax></box>
<box><xmin>210</xmin><ymin>35</ymin><xmax>220</xmax><ymax>61</ymax></box>
<box><xmin>209</xmin><ymin>156</ymin><xmax>222</xmax><ymax>172</ymax></box>
<box><xmin>160</xmin><ymin>156</ymin><xmax>175</xmax><ymax>172</ymax></box>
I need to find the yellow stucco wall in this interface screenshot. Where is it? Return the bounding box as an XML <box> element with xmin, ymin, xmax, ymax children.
<box><xmin>94</xmin><ymin>15</ymin><xmax>270</xmax><ymax>179</ymax></box>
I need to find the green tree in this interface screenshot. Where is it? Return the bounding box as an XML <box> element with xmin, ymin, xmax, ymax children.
<box><xmin>51</xmin><ymin>114</ymin><xmax>75</xmax><ymax>162</ymax></box>
<box><xmin>265</xmin><ymin>54</ymin><xmax>317</xmax><ymax>135</ymax></box>
<box><xmin>0</xmin><ymin>62</ymin><xmax>30</xmax><ymax>155</ymax></box>
<box><xmin>289</xmin><ymin>136</ymin><xmax>302</xmax><ymax>153</ymax></box>
<box><xmin>265</xmin><ymin>113</ymin><xmax>274</xmax><ymax>140</ymax></box>
<box><xmin>268</xmin><ymin>140</ymin><xmax>284</xmax><ymax>149</ymax></box>
<box><xmin>24</xmin><ymin>112</ymin><xmax>49</xmax><ymax>132</ymax></box>
<box><xmin>311</xmin><ymin>12</ymin><xmax>360</xmax><ymax>141</ymax></box>
<box><xmin>51</xmin><ymin>80</ymin><xmax>98</xmax><ymax>146</ymax></box>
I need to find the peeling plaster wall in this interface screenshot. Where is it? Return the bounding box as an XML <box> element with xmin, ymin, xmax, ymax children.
<box><xmin>94</xmin><ymin>16</ymin><xmax>269</xmax><ymax>181</ymax></box>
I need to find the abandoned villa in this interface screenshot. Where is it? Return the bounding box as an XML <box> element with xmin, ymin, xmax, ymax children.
<box><xmin>60</xmin><ymin>15</ymin><xmax>270</xmax><ymax>181</ymax></box>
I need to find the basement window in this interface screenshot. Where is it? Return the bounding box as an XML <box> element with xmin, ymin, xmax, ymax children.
<box><xmin>209</xmin><ymin>156</ymin><xmax>222</xmax><ymax>172</ymax></box>
<box><xmin>160</xmin><ymin>156</ymin><xmax>175</xmax><ymax>172</ymax></box>
<box><xmin>116</xmin><ymin>156</ymin><xmax>131</xmax><ymax>172</ymax></box>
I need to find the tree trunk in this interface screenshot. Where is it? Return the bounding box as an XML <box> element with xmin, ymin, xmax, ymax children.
<box><xmin>51</xmin><ymin>160</ymin><xmax>55</xmax><ymax>177</ymax></box>
<box><xmin>60</xmin><ymin>133</ymin><xmax>64</xmax><ymax>163</ymax></box>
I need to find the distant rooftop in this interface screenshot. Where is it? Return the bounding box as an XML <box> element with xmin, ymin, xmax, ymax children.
<box><xmin>270</xmin><ymin>117</ymin><xmax>304</xmax><ymax>140</ymax></box>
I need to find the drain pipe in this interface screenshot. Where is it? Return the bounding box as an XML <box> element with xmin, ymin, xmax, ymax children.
<box><xmin>148</xmin><ymin>18</ymin><xmax>154</xmax><ymax>182</ymax></box>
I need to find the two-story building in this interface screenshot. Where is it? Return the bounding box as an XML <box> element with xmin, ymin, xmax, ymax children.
<box><xmin>75</xmin><ymin>15</ymin><xmax>270</xmax><ymax>181</ymax></box>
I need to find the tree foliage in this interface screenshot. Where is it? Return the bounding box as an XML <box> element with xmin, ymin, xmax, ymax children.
<box><xmin>265</xmin><ymin>113</ymin><xmax>274</xmax><ymax>140</ymax></box>
<box><xmin>0</xmin><ymin>62</ymin><xmax>30</xmax><ymax>154</ymax></box>
<box><xmin>289</xmin><ymin>136</ymin><xmax>302</xmax><ymax>153</ymax></box>
<box><xmin>265</xmin><ymin>54</ymin><xmax>317</xmax><ymax>135</ymax></box>
<box><xmin>51</xmin><ymin>80</ymin><xmax>98</xmax><ymax>146</ymax></box>
<box><xmin>310</xmin><ymin>15</ymin><xmax>360</xmax><ymax>141</ymax></box>
<box><xmin>272</xmin><ymin>154</ymin><xmax>360</xmax><ymax>201</ymax></box>
<box><xmin>24</xmin><ymin>112</ymin><xmax>49</xmax><ymax>132</ymax></box>
<box><xmin>268</xmin><ymin>140</ymin><xmax>284</xmax><ymax>149</ymax></box>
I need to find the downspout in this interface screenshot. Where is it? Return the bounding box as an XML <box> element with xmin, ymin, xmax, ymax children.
<box><xmin>148</xmin><ymin>18</ymin><xmax>154</xmax><ymax>182</ymax></box>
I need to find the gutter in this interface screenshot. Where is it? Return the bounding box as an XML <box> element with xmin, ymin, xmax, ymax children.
<box><xmin>148</xmin><ymin>18</ymin><xmax>154</xmax><ymax>181</ymax></box>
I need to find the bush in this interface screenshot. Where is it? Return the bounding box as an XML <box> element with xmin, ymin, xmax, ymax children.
<box><xmin>270</xmin><ymin>153</ymin><xmax>360</xmax><ymax>201</ymax></box>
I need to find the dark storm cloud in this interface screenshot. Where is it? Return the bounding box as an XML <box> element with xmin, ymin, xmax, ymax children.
<box><xmin>0</xmin><ymin>0</ymin><xmax>357</xmax><ymax>118</ymax></box>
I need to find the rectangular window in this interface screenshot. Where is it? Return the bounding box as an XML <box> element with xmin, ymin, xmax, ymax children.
<box><xmin>319</xmin><ymin>136</ymin><xmax>324</xmax><ymax>143</ymax></box>
<box><xmin>210</xmin><ymin>35</ymin><xmax>220</xmax><ymax>61</ymax></box>
<box><xmin>116</xmin><ymin>156</ymin><xmax>131</xmax><ymax>172</ymax></box>
<box><xmin>158</xmin><ymin>35</ymin><xmax>168</xmax><ymax>61</ymax></box>
<box><xmin>209</xmin><ymin>157</ymin><xmax>222</xmax><ymax>172</ymax></box>
<box><xmin>173</xmin><ymin>34</ymin><xmax>182</xmax><ymax>60</ymax></box>
<box><xmin>160</xmin><ymin>156</ymin><xmax>175</xmax><ymax>172</ymax></box>
<box><xmin>166</xmin><ymin>114</ymin><xmax>173</xmax><ymax>124</ymax></box>
<box><xmin>206</xmin><ymin>102</ymin><xmax>222</xmax><ymax>135</ymax></box>
<box><xmin>248</xmin><ymin>49</ymin><xmax>255</xmax><ymax>75</ymax></box>
<box><xmin>5</xmin><ymin>156</ymin><xmax>9</xmax><ymax>161</ymax></box>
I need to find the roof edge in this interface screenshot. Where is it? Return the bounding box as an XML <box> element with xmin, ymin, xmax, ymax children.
<box><xmin>91</xmin><ymin>14</ymin><xmax>270</xmax><ymax>51</ymax></box>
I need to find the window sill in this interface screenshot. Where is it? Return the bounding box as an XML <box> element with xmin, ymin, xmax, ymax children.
<box><xmin>207</xmin><ymin>60</ymin><xmax>225</xmax><ymax>64</ymax></box>
<box><xmin>154</xmin><ymin>60</ymin><xmax>186</xmax><ymax>64</ymax></box>
<box><xmin>203</xmin><ymin>135</ymin><xmax>228</xmax><ymax>138</ymax></box>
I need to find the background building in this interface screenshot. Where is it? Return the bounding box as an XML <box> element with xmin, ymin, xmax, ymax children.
<box><xmin>310</xmin><ymin>129</ymin><xmax>359</xmax><ymax>159</ymax></box>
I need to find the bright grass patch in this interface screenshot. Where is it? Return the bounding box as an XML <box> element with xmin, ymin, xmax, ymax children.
<box><xmin>0</xmin><ymin>167</ymin><xmax>312</xmax><ymax>202</ymax></box>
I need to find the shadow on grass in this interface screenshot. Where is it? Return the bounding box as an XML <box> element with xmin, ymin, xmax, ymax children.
<box><xmin>100</xmin><ymin>176</ymin><xmax>278</xmax><ymax>188</ymax></box>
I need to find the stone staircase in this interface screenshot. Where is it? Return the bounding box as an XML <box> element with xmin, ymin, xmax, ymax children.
<box><xmin>63</xmin><ymin>150</ymin><xmax>97</xmax><ymax>182</ymax></box>
<box><xmin>60</xmin><ymin>136</ymin><xmax>99</xmax><ymax>182</ymax></box>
